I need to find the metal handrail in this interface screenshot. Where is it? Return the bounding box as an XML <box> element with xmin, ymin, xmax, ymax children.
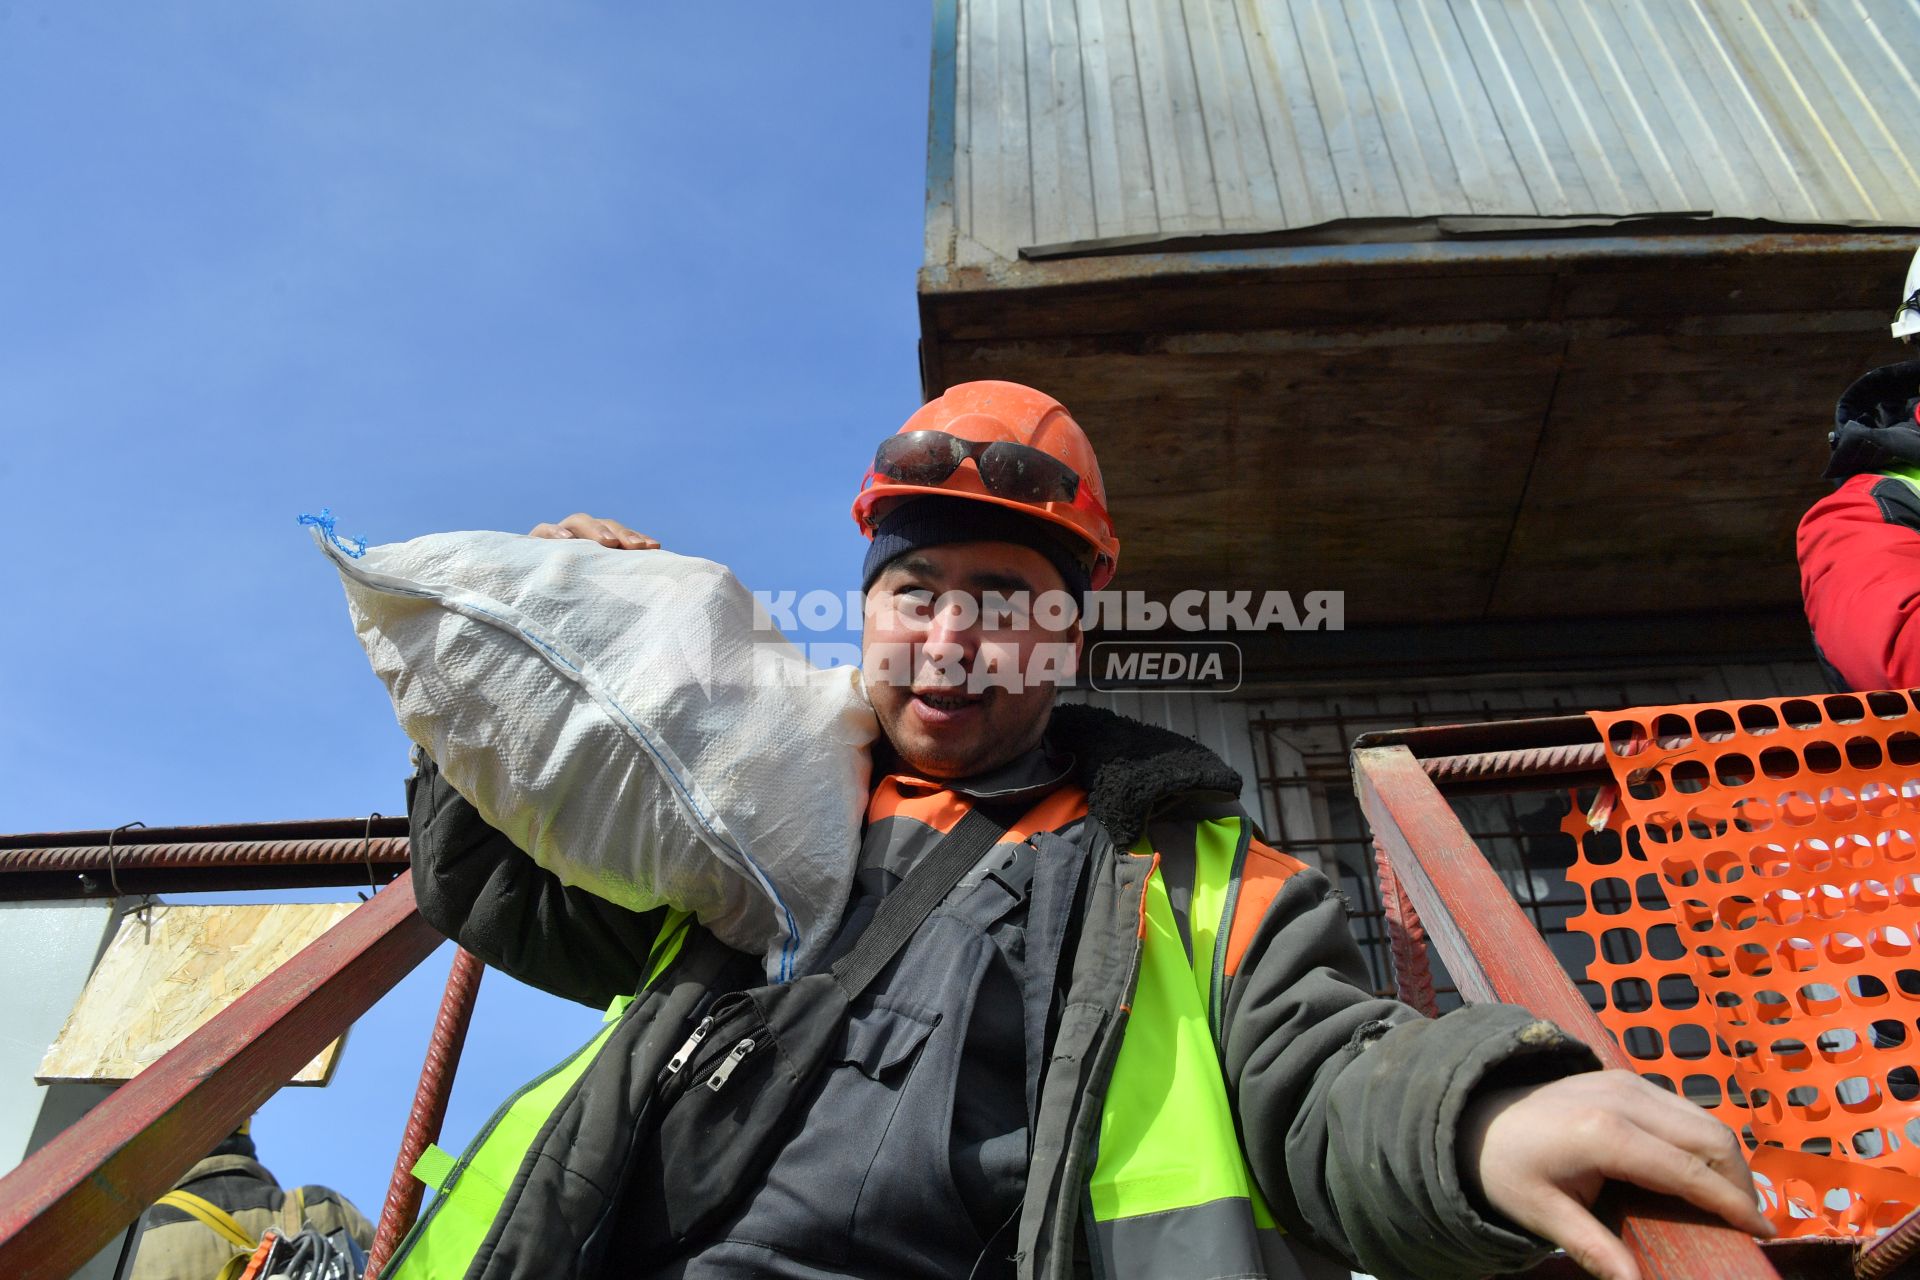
<box><xmin>1352</xmin><ymin>742</ymin><xmax>1781</xmax><ymax>1279</ymax></box>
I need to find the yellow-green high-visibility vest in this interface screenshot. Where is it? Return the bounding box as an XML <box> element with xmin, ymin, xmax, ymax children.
<box><xmin>1091</xmin><ymin>817</ymin><xmax>1348</xmax><ymax>1280</ymax></box>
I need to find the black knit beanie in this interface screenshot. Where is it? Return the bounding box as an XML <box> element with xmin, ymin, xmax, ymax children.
<box><xmin>861</xmin><ymin>496</ymin><xmax>1092</xmax><ymax>598</ymax></box>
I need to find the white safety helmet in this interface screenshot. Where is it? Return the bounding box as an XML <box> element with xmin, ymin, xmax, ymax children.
<box><xmin>1896</xmin><ymin>246</ymin><xmax>1920</xmax><ymax>343</ymax></box>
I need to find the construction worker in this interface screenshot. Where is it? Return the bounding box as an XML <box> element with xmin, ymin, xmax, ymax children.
<box><xmin>128</xmin><ymin>1120</ymin><xmax>373</xmax><ymax>1279</ymax></box>
<box><xmin>391</xmin><ymin>382</ymin><xmax>1770</xmax><ymax>1280</ymax></box>
<box><xmin>1799</xmin><ymin>248</ymin><xmax>1920</xmax><ymax>690</ymax></box>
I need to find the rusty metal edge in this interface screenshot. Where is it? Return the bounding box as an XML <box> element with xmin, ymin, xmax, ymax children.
<box><xmin>1351</xmin><ymin>714</ymin><xmax>1600</xmax><ymax>757</ymax></box>
<box><xmin>1352</xmin><ymin>744</ymin><xmax>1780</xmax><ymax>1279</ymax></box>
<box><xmin>0</xmin><ymin>815</ymin><xmax>412</xmax><ymax>851</ymax></box>
<box><xmin>918</xmin><ymin>230</ymin><xmax>1919</xmax><ymax>296</ymax></box>
<box><xmin>0</xmin><ymin>872</ymin><xmax>445</xmax><ymax>1280</ymax></box>
<box><xmin>0</xmin><ymin>836</ymin><xmax>412</xmax><ymax>901</ymax></box>
<box><xmin>1855</xmin><ymin>1199</ymin><xmax>1920</xmax><ymax>1279</ymax></box>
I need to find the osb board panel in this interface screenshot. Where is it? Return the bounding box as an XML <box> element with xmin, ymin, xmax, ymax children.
<box><xmin>36</xmin><ymin>903</ymin><xmax>358</xmax><ymax>1086</ymax></box>
<box><xmin>934</xmin><ymin>286</ymin><xmax>1885</xmax><ymax>629</ymax></box>
<box><xmin>961</xmin><ymin>341</ymin><xmax>1557</xmax><ymax>499</ymax></box>
<box><xmin>1486</xmin><ymin>329</ymin><xmax>1869</xmax><ymax>616</ymax></box>
<box><xmin>941</xmin><ymin>333</ymin><xmax>1561</xmax><ymax>622</ymax></box>
<box><xmin>1115</xmin><ymin>495</ymin><xmax>1515</xmax><ymax>620</ymax></box>
<box><xmin>1488</xmin><ymin>496</ymin><xmax>1810</xmax><ymax>618</ymax></box>
<box><xmin>925</xmin><ymin>266</ymin><xmax>1560</xmax><ymax>342</ymax></box>
<box><xmin>1548</xmin><ymin>244</ymin><xmax>1906</xmax><ymax>322</ymax></box>
<box><xmin>1523</xmin><ymin>330</ymin><xmax>1869</xmax><ymax>497</ymax></box>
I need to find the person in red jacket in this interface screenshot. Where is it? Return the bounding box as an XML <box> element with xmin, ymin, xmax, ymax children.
<box><xmin>1797</xmin><ymin>357</ymin><xmax>1920</xmax><ymax>690</ymax></box>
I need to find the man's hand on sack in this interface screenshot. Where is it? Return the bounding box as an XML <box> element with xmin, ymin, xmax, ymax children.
<box><xmin>529</xmin><ymin>513</ymin><xmax>660</xmax><ymax>550</ymax></box>
<box><xmin>1462</xmin><ymin>1067</ymin><xmax>1774</xmax><ymax>1280</ymax></box>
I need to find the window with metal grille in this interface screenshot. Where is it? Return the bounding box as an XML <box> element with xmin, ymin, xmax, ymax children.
<box><xmin>1243</xmin><ymin>663</ymin><xmax>1828</xmax><ymax>1011</ymax></box>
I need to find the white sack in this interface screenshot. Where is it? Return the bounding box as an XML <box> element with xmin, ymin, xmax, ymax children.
<box><xmin>311</xmin><ymin>524</ymin><xmax>876</xmax><ymax>981</ymax></box>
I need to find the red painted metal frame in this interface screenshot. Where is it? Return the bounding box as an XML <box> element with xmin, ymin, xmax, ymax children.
<box><xmin>1353</xmin><ymin>743</ymin><xmax>1780</xmax><ymax>1278</ymax></box>
<box><xmin>365</xmin><ymin>947</ymin><xmax>485</xmax><ymax>1280</ymax></box>
<box><xmin>0</xmin><ymin>872</ymin><xmax>444</xmax><ymax>1280</ymax></box>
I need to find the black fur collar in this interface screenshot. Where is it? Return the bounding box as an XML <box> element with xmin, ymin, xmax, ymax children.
<box><xmin>1046</xmin><ymin>703</ymin><xmax>1244</xmax><ymax>850</ymax></box>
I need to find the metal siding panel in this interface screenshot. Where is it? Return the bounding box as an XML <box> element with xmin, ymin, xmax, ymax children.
<box><xmin>1215</xmin><ymin>0</ymin><xmax>1296</xmax><ymax>226</ymax></box>
<box><xmin>1286</xmin><ymin>0</ymin><xmax>1412</xmax><ymax>216</ymax></box>
<box><xmin>1181</xmin><ymin>0</ymin><xmax>1287</xmax><ymax>228</ymax></box>
<box><xmin>1608</xmin><ymin>0</ymin><xmax>1781</xmax><ymax>216</ymax></box>
<box><xmin>953</xmin><ymin>0</ymin><xmax>973</xmax><ymax>253</ymax></box>
<box><xmin>929</xmin><ymin>0</ymin><xmax>963</xmax><ymax>268</ymax></box>
<box><xmin>1027</xmin><ymin>0</ymin><xmax>1100</xmax><ymax>247</ymax></box>
<box><xmin>939</xmin><ymin>0</ymin><xmax>1920</xmax><ymax>264</ymax></box>
<box><xmin>1840</xmin><ymin>2</ymin><xmax>1920</xmax><ymax>199</ymax></box>
<box><xmin>1557</xmin><ymin>0</ymin><xmax>1698</xmax><ymax>211</ymax></box>
<box><xmin>1506</xmin><ymin>0</ymin><xmax>1638</xmax><ymax>211</ymax></box>
<box><xmin>1396</xmin><ymin>0</ymin><xmax>1534</xmax><ymax>215</ymax></box>
<box><xmin>1664</xmin><ymin>0</ymin><xmax>1823</xmax><ymax>218</ymax></box>
<box><xmin>965</xmin><ymin>0</ymin><xmax>1038</xmax><ymax>257</ymax></box>
<box><xmin>1446</xmin><ymin>0</ymin><xmax>1586</xmax><ymax>213</ymax></box>
<box><xmin>1735</xmin><ymin>0</ymin><xmax>1885</xmax><ymax>218</ymax></box>
<box><xmin>1130</xmin><ymin>0</ymin><xmax>1226</xmax><ymax>232</ymax></box>
<box><xmin>1346</xmin><ymin>0</ymin><xmax>1474</xmax><ymax>215</ymax></box>
<box><xmin>1695</xmin><ymin>0</ymin><xmax>1875</xmax><ymax>219</ymax></box>
<box><xmin>1757</xmin><ymin>0</ymin><xmax>1920</xmax><ymax>218</ymax></box>
<box><xmin>1240</xmin><ymin>0</ymin><xmax>1350</xmax><ymax>224</ymax></box>
<box><xmin>1078</xmin><ymin>0</ymin><xmax>1162</xmax><ymax>236</ymax></box>
<box><xmin>1855</xmin><ymin>0</ymin><xmax>1920</xmax><ymax>126</ymax></box>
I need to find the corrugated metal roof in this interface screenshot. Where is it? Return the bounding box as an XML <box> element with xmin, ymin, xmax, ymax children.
<box><xmin>933</xmin><ymin>0</ymin><xmax>1920</xmax><ymax>265</ymax></box>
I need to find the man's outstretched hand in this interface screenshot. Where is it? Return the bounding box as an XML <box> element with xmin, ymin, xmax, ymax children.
<box><xmin>528</xmin><ymin>513</ymin><xmax>660</xmax><ymax>550</ymax></box>
<box><xmin>1461</xmin><ymin>1068</ymin><xmax>1774</xmax><ymax>1280</ymax></box>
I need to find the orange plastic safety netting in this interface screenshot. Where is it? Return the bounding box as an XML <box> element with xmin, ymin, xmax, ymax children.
<box><xmin>1569</xmin><ymin>693</ymin><xmax>1920</xmax><ymax>1237</ymax></box>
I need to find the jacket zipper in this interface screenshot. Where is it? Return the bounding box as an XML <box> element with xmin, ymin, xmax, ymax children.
<box><xmin>654</xmin><ymin>988</ymin><xmax>751</xmax><ymax>1104</ymax></box>
<box><xmin>660</xmin><ymin>1017</ymin><xmax>764</xmax><ymax>1098</ymax></box>
<box><xmin>703</xmin><ymin>1034</ymin><xmax>763</xmax><ymax>1092</ymax></box>
<box><xmin>574</xmin><ymin>982</ymin><xmax>738</xmax><ymax>1269</ymax></box>
<box><xmin>662</xmin><ymin>1015</ymin><xmax>714</xmax><ymax>1078</ymax></box>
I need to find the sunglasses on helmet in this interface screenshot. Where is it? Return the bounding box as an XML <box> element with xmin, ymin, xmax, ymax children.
<box><xmin>869</xmin><ymin>430</ymin><xmax>1091</xmax><ymax>507</ymax></box>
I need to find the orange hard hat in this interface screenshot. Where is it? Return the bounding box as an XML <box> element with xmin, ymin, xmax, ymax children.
<box><xmin>853</xmin><ymin>380</ymin><xmax>1120</xmax><ymax>589</ymax></box>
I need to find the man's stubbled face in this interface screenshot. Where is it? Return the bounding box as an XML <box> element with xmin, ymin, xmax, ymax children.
<box><xmin>861</xmin><ymin>541</ymin><xmax>1081</xmax><ymax>779</ymax></box>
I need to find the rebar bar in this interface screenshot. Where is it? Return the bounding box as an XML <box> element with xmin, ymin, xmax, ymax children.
<box><xmin>365</xmin><ymin>948</ymin><xmax>485</xmax><ymax>1280</ymax></box>
<box><xmin>1856</xmin><ymin>1205</ymin><xmax>1920</xmax><ymax>1280</ymax></box>
<box><xmin>1419</xmin><ymin>741</ymin><xmax>1609</xmax><ymax>784</ymax></box>
<box><xmin>1373</xmin><ymin>838</ymin><xmax>1440</xmax><ymax>1018</ymax></box>
<box><xmin>0</xmin><ymin>835</ymin><xmax>411</xmax><ymax>899</ymax></box>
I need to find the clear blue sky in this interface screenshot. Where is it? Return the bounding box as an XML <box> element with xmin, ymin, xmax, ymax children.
<box><xmin>0</xmin><ymin>2</ymin><xmax>932</xmax><ymax>1224</ymax></box>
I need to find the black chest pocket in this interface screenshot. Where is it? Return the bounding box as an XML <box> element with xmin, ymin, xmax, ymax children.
<box><xmin>841</xmin><ymin>996</ymin><xmax>941</xmax><ymax>1079</ymax></box>
<box><xmin>724</xmin><ymin>996</ymin><xmax>946</xmax><ymax>1267</ymax></box>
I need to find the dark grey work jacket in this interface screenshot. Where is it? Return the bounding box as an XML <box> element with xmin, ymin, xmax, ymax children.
<box><xmin>407</xmin><ymin>704</ymin><xmax>1598</xmax><ymax>1279</ymax></box>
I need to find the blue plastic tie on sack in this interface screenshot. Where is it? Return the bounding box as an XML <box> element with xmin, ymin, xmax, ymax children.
<box><xmin>299</xmin><ymin>508</ymin><xmax>368</xmax><ymax>559</ymax></box>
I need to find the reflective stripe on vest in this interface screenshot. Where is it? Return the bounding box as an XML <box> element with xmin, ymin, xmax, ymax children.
<box><xmin>1091</xmin><ymin>817</ymin><xmax>1342</xmax><ymax>1280</ymax></box>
